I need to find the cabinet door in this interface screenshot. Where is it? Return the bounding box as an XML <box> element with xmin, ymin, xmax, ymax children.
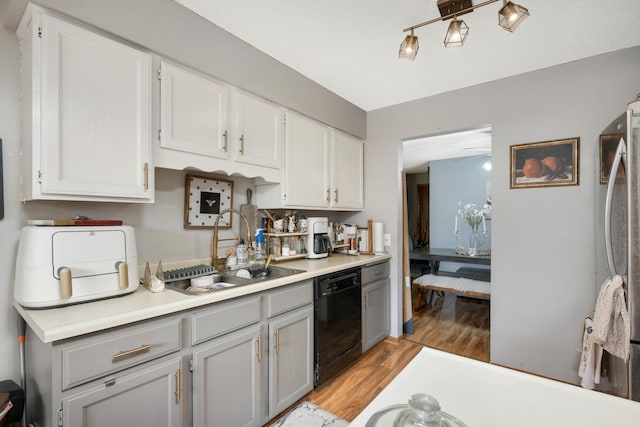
<box><xmin>268</xmin><ymin>305</ymin><xmax>313</xmax><ymax>418</ymax></box>
<box><xmin>39</xmin><ymin>13</ymin><xmax>152</xmax><ymax>200</ymax></box>
<box><xmin>192</xmin><ymin>324</ymin><xmax>265</xmax><ymax>427</ymax></box>
<box><xmin>63</xmin><ymin>357</ymin><xmax>182</xmax><ymax>427</ymax></box>
<box><xmin>283</xmin><ymin>111</ymin><xmax>330</xmax><ymax>208</ymax></box>
<box><xmin>234</xmin><ymin>91</ymin><xmax>283</xmax><ymax>169</ymax></box>
<box><xmin>160</xmin><ymin>61</ymin><xmax>229</xmax><ymax>159</ymax></box>
<box><xmin>330</xmin><ymin>130</ymin><xmax>364</xmax><ymax>209</ymax></box>
<box><xmin>362</xmin><ymin>278</ymin><xmax>390</xmax><ymax>352</ymax></box>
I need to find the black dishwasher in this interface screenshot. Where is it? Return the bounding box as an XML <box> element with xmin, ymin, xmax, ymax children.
<box><xmin>313</xmin><ymin>267</ymin><xmax>362</xmax><ymax>387</ymax></box>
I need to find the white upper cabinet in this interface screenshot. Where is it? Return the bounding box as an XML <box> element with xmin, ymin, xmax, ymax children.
<box><xmin>155</xmin><ymin>62</ymin><xmax>283</xmax><ymax>183</ymax></box>
<box><xmin>282</xmin><ymin>111</ymin><xmax>331</xmax><ymax>208</ymax></box>
<box><xmin>232</xmin><ymin>91</ymin><xmax>283</xmax><ymax>169</ymax></box>
<box><xmin>330</xmin><ymin>130</ymin><xmax>364</xmax><ymax>209</ymax></box>
<box><xmin>159</xmin><ymin>61</ymin><xmax>229</xmax><ymax>160</ymax></box>
<box><xmin>256</xmin><ymin>111</ymin><xmax>363</xmax><ymax>210</ymax></box>
<box><xmin>17</xmin><ymin>6</ymin><xmax>153</xmax><ymax>202</ymax></box>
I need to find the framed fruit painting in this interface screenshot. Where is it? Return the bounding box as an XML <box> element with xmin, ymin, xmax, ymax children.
<box><xmin>510</xmin><ymin>137</ymin><xmax>580</xmax><ymax>189</ymax></box>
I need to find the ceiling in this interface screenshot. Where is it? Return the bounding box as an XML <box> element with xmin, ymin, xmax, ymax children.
<box><xmin>174</xmin><ymin>0</ymin><xmax>640</xmax><ymax>112</ymax></box>
<box><xmin>403</xmin><ymin>127</ymin><xmax>492</xmax><ymax>173</ymax></box>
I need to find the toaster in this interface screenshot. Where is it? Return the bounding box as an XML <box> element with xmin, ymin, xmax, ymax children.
<box><xmin>14</xmin><ymin>225</ymin><xmax>139</xmax><ymax>308</ymax></box>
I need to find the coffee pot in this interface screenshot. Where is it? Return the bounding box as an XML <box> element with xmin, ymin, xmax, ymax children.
<box><xmin>306</xmin><ymin>217</ymin><xmax>331</xmax><ymax>259</ymax></box>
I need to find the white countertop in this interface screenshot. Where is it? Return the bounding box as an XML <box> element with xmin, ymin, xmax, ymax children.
<box><xmin>349</xmin><ymin>347</ymin><xmax>640</xmax><ymax>427</ymax></box>
<box><xmin>14</xmin><ymin>253</ymin><xmax>390</xmax><ymax>343</ymax></box>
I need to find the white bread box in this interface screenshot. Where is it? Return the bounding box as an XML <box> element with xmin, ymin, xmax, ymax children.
<box><xmin>14</xmin><ymin>225</ymin><xmax>139</xmax><ymax>308</ymax></box>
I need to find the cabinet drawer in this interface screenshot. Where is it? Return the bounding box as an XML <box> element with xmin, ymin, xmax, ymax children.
<box><xmin>267</xmin><ymin>280</ymin><xmax>312</xmax><ymax>318</ymax></box>
<box><xmin>61</xmin><ymin>316</ymin><xmax>182</xmax><ymax>390</ymax></box>
<box><xmin>361</xmin><ymin>261</ymin><xmax>389</xmax><ymax>284</ymax></box>
<box><xmin>191</xmin><ymin>295</ymin><xmax>262</xmax><ymax>345</ymax></box>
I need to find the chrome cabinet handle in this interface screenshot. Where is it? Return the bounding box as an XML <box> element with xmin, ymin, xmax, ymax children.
<box><xmin>326</xmin><ymin>188</ymin><xmax>331</xmax><ymax>202</ymax></box>
<box><xmin>223</xmin><ymin>130</ymin><xmax>228</xmax><ymax>152</ymax></box>
<box><xmin>274</xmin><ymin>330</ymin><xmax>280</xmax><ymax>354</ymax></box>
<box><xmin>239</xmin><ymin>134</ymin><xmax>245</xmax><ymax>155</ymax></box>
<box><xmin>604</xmin><ymin>138</ymin><xmax>626</xmax><ymax>277</ymax></box>
<box><xmin>334</xmin><ymin>189</ymin><xmax>339</xmax><ymax>203</ymax></box>
<box><xmin>112</xmin><ymin>344</ymin><xmax>151</xmax><ymax>361</ymax></box>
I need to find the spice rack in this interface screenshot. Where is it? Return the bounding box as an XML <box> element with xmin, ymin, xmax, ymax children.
<box><xmin>265</xmin><ymin>232</ymin><xmax>308</xmax><ymax>261</ymax></box>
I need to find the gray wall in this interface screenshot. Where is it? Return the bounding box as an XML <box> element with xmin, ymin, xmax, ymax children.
<box><xmin>353</xmin><ymin>46</ymin><xmax>640</xmax><ymax>384</ymax></box>
<box><xmin>0</xmin><ymin>0</ymin><xmax>365</xmax><ymax>384</ymax></box>
<box><xmin>430</xmin><ymin>156</ymin><xmax>492</xmax><ymax>272</ymax></box>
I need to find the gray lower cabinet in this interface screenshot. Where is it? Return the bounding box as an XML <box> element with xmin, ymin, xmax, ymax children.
<box><xmin>189</xmin><ymin>279</ymin><xmax>313</xmax><ymax>426</ymax></box>
<box><xmin>192</xmin><ymin>324</ymin><xmax>265</xmax><ymax>427</ymax></box>
<box><xmin>362</xmin><ymin>262</ymin><xmax>390</xmax><ymax>352</ymax></box>
<box><xmin>24</xmin><ymin>314</ymin><xmax>184</xmax><ymax>427</ymax></box>
<box><xmin>24</xmin><ymin>280</ymin><xmax>314</xmax><ymax>427</ymax></box>
<box><xmin>268</xmin><ymin>305</ymin><xmax>314</xmax><ymax>418</ymax></box>
<box><xmin>62</xmin><ymin>357</ymin><xmax>182</xmax><ymax>427</ymax></box>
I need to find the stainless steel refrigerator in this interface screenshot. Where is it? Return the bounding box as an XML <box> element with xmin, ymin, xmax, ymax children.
<box><xmin>599</xmin><ymin>95</ymin><xmax>640</xmax><ymax>400</ymax></box>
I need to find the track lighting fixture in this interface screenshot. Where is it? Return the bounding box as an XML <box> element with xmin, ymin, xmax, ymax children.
<box><xmin>399</xmin><ymin>0</ymin><xmax>529</xmax><ymax>59</ymax></box>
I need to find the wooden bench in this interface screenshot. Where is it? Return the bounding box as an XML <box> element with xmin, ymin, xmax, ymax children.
<box><xmin>412</xmin><ymin>274</ymin><xmax>491</xmax><ymax>310</ymax></box>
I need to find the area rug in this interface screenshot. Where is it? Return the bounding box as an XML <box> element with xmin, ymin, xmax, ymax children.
<box><xmin>271</xmin><ymin>401</ymin><xmax>349</xmax><ymax>427</ymax></box>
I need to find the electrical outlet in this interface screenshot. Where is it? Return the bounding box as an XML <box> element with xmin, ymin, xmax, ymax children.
<box><xmin>383</xmin><ymin>233</ymin><xmax>391</xmax><ymax>246</ymax></box>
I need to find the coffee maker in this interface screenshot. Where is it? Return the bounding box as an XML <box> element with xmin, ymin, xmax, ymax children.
<box><xmin>306</xmin><ymin>217</ymin><xmax>331</xmax><ymax>259</ymax></box>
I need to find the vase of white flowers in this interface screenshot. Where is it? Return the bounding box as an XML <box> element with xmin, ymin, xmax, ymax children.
<box><xmin>455</xmin><ymin>202</ymin><xmax>491</xmax><ymax>256</ymax></box>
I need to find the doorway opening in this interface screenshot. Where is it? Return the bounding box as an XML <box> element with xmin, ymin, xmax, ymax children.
<box><xmin>402</xmin><ymin>126</ymin><xmax>492</xmax><ymax>362</ymax></box>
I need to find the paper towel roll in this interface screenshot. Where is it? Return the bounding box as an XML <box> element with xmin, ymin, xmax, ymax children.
<box><xmin>373</xmin><ymin>222</ymin><xmax>384</xmax><ymax>255</ymax></box>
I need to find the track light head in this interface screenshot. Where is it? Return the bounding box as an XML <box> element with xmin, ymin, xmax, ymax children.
<box><xmin>498</xmin><ymin>1</ymin><xmax>530</xmax><ymax>32</ymax></box>
<box><xmin>399</xmin><ymin>31</ymin><xmax>419</xmax><ymax>60</ymax></box>
<box><xmin>444</xmin><ymin>17</ymin><xmax>469</xmax><ymax>48</ymax></box>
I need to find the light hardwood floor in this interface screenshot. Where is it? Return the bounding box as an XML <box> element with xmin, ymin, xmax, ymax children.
<box><xmin>405</xmin><ymin>292</ymin><xmax>490</xmax><ymax>362</ymax></box>
<box><xmin>304</xmin><ymin>339</ymin><xmax>422</xmax><ymax>421</ymax></box>
<box><xmin>273</xmin><ymin>293</ymin><xmax>491</xmax><ymax>424</ymax></box>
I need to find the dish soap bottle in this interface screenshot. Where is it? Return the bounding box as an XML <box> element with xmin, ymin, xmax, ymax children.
<box><xmin>255</xmin><ymin>229</ymin><xmax>266</xmax><ymax>261</ymax></box>
<box><xmin>236</xmin><ymin>240</ymin><xmax>248</xmax><ymax>265</ymax></box>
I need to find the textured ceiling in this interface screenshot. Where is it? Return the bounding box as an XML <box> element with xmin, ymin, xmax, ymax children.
<box><xmin>174</xmin><ymin>0</ymin><xmax>640</xmax><ymax>112</ymax></box>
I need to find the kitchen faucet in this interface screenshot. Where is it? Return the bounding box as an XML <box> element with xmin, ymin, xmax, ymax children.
<box><xmin>211</xmin><ymin>207</ymin><xmax>254</xmax><ymax>271</ymax></box>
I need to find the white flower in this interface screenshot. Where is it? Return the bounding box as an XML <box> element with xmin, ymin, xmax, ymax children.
<box><xmin>458</xmin><ymin>201</ymin><xmax>491</xmax><ymax>228</ymax></box>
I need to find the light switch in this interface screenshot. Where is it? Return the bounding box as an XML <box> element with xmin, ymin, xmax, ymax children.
<box><xmin>383</xmin><ymin>233</ymin><xmax>391</xmax><ymax>246</ymax></box>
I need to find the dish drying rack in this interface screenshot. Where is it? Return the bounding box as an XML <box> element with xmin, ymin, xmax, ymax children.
<box><xmin>162</xmin><ymin>265</ymin><xmax>216</xmax><ymax>283</ymax></box>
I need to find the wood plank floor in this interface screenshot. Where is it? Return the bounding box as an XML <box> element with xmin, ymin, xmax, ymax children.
<box><xmin>304</xmin><ymin>339</ymin><xmax>422</xmax><ymax>421</ymax></box>
<box><xmin>405</xmin><ymin>292</ymin><xmax>490</xmax><ymax>362</ymax></box>
<box><xmin>269</xmin><ymin>293</ymin><xmax>490</xmax><ymax>425</ymax></box>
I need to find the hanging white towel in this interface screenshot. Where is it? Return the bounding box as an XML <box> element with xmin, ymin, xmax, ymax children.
<box><xmin>578</xmin><ymin>317</ymin><xmax>602</xmax><ymax>389</ymax></box>
<box><xmin>592</xmin><ymin>275</ymin><xmax>630</xmax><ymax>361</ymax></box>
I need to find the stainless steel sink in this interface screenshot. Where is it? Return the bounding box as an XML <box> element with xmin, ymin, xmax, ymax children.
<box><xmin>165</xmin><ymin>265</ymin><xmax>305</xmax><ymax>295</ymax></box>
